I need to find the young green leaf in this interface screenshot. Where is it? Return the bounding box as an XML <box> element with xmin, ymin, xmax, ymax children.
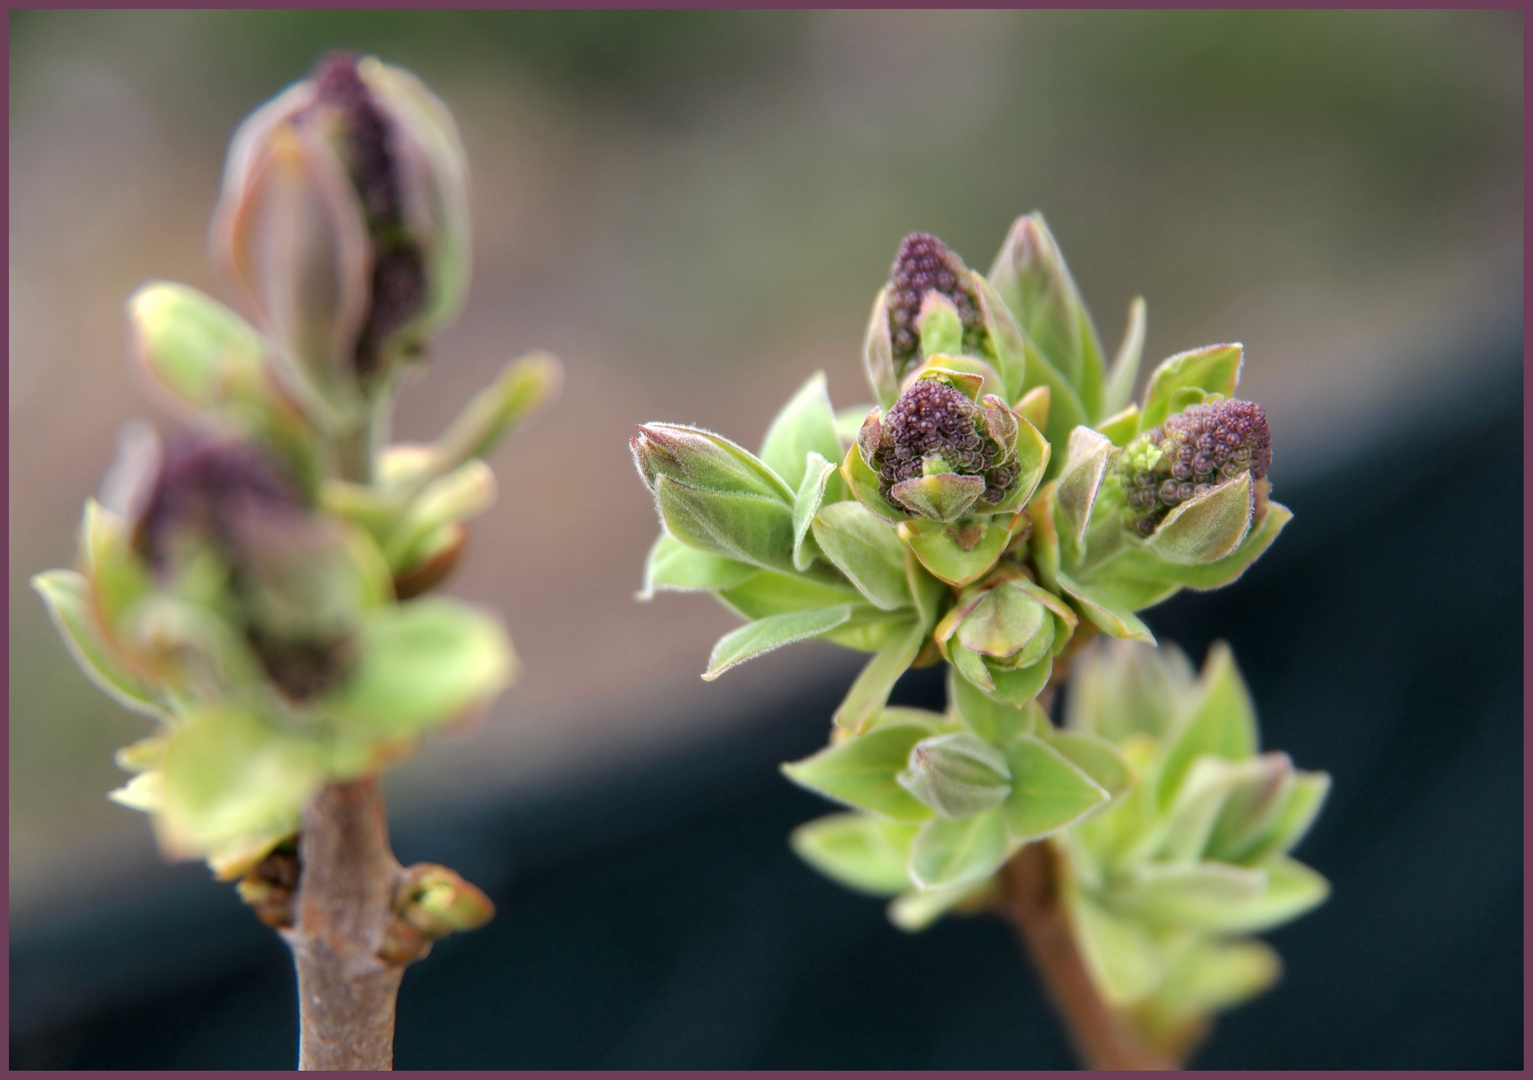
<box><xmin>703</xmin><ymin>605</ymin><xmax>853</xmax><ymax>679</ymax></box>
<box><xmin>782</xmin><ymin>723</ymin><xmax>935</xmax><ymax>821</ymax></box>
<box><xmin>638</xmin><ymin>533</ymin><xmax>757</xmax><ymax>599</ymax></box>
<box><xmin>322</xmin><ymin>598</ymin><xmax>515</xmax><ymax>733</ymax></box>
<box><xmin>812</xmin><ymin>500</ymin><xmax>912</xmax><ymax>611</ymax></box>
<box><xmin>1158</xmin><ymin>641</ymin><xmax>1258</xmax><ymax>802</ymax></box>
<box><xmin>32</xmin><ymin>570</ymin><xmax>164</xmax><ymax>718</ymax></box>
<box><xmin>159</xmin><ymin>704</ymin><xmax>327</xmax><ymax>856</ymax></box>
<box><xmin>1002</xmin><ymin>734</ymin><xmax>1110</xmax><ymax>841</ymax></box>
<box><xmin>834</xmin><ymin>618</ymin><xmax>927</xmax><ymax>732</ymax></box>
<box><xmin>790</xmin><ymin>812</ymin><xmax>919</xmax><ymax>895</ymax></box>
<box><xmin>760</xmin><ymin>371</ymin><xmax>843</xmax><ymax>491</ymax></box>
<box><xmin>1139</xmin><ymin>344</ymin><xmax>1243</xmax><ymax>430</ymax></box>
<box><xmin>908</xmin><ymin>806</ymin><xmax>1009</xmax><ymax>890</ymax></box>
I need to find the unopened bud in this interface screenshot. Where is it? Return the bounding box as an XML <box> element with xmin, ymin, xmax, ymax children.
<box><xmin>897</xmin><ymin>732</ymin><xmax>1012</xmax><ymax>818</ymax></box>
<box><xmin>213</xmin><ymin>53</ymin><xmax>470</xmax><ymax>400</ymax></box>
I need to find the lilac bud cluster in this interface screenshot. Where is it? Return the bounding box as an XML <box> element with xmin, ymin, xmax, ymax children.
<box><xmin>874</xmin><ymin>380</ymin><xmax>1018</xmax><ymax>506</ymax></box>
<box><xmin>888</xmin><ymin>233</ymin><xmax>982</xmax><ymax>366</ymax></box>
<box><xmin>1121</xmin><ymin>400</ymin><xmax>1272</xmax><ymax>536</ymax></box>
<box><xmin>134</xmin><ymin>436</ymin><xmax>354</xmax><ymax>700</ymax></box>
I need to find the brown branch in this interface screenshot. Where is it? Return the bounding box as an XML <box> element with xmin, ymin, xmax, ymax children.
<box><xmin>283</xmin><ymin>778</ymin><xmax>406</xmax><ymax>1071</ymax></box>
<box><xmin>993</xmin><ymin>840</ymin><xmax>1177</xmax><ymax>1071</ymax></box>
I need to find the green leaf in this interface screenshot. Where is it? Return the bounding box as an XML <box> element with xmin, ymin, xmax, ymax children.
<box><xmin>970</xmin><ymin>274</ymin><xmax>1028</xmax><ymax>403</ymax></box>
<box><xmin>635</xmin><ymin>423</ymin><xmax>794</xmax><ymax>502</ymax></box>
<box><xmin>790</xmin><ymin>812</ymin><xmax>919</xmax><ymax>895</ymax></box>
<box><xmin>862</xmin><ymin>286</ymin><xmax>900</xmax><ymax>409</ymax></box>
<box><xmin>1150</xmin><ymin>938</ymin><xmax>1281</xmax><ymax>1021</ymax></box>
<box><xmin>905</xmin><ymin>551</ymin><xmax>950</xmax><ymax>631</ymax></box>
<box><xmin>1002</xmin><ymin>734</ymin><xmax>1109</xmax><ymax>841</ymax></box>
<box><xmin>1239</xmin><ymin>770</ymin><xmax>1331</xmax><ymax>864</ymax></box>
<box><xmin>127</xmin><ymin>282</ymin><xmax>270</xmax><ymax>414</ymax></box>
<box><xmin>428</xmin><ymin>351</ymin><xmax>561</xmax><ymax>473</ymax></box>
<box><xmin>322</xmin><ymin>598</ymin><xmax>515</xmax><ymax>734</ymax></box>
<box><xmin>1150</xmin><ymin>756</ymin><xmax>1247</xmax><ymax>863</ymax></box>
<box><xmin>1101</xmin><ymin>297</ymin><xmax>1146</xmax><ymax>419</ymax></box>
<box><xmin>889</xmin><ymin>473</ymin><xmax>986</xmax><ymax>523</ymax></box>
<box><xmin>1020</xmin><ymin>339</ymin><xmax>1090</xmax><ymax>477</ymax></box>
<box><xmin>1158</xmin><ymin>641</ymin><xmax>1258</xmax><ymax>802</ymax></box>
<box><xmin>981</xmin><ymin>653</ymin><xmax>1054</xmax><ymax>708</ymax></box>
<box><xmin>908</xmin><ymin>807</ymin><xmax>1009</xmax><ymax>890</ymax></box>
<box><xmin>834</xmin><ymin>618</ymin><xmax>927</xmax><ymax>732</ymax></box>
<box><xmin>948</xmin><ymin>666</ymin><xmax>1040</xmax><ymax>745</ymax></box>
<box><xmin>760</xmin><ymin>371</ymin><xmax>843</xmax><ymax>491</ymax></box>
<box><xmin>918</xmin><ymin>293</ymin><xmax>966</xmax><ymax>357</ymax></box>
<box><xmin>1065</xmin><ymin>636</ymin><xmax>1195</xmax><ymax>743</ymax></box>
<box><xmin>703</xmin><ymin>605</ymin><xmax>852</xmax><ymax>680</ymax></box>
<box><xmin>901</xmin><ymin>517</ymin><xmax>1013</xmax><ymax>588</ymax></box>
<box><xmin>1144</xmin><ymin>474</ymin><xmax>1254</xmax><ymax>565</ymax></box>
<box><xmin>1097</xmin><ymin>404</ymin><xmax>1141</xmax><ymax>447</ymax></box>
<box><xmin>652</xmin><ymin>476</ymin><xmax>797</xmax><ymax>574</ymax></box>
<box><xmin>79</xmin><ymin>499</ymin><xmax>153</xmax><ymax>628</ymax></box>
<box><xmin>887</xmin><ymin>882</ymin><xmax>989</xmax><ymax>932</ymax></box>
<box><xmin>791</xmin><ymin>452</ymin><xmax>838</xmax><ymax>571</ymax></box>
<box><xmin>782</xmin><ymin>724</ymin><xmax>934</xmax><ymax>822</ymax></box>
<box><xmin>639</xmin><ymin>532</ymin><xmax>757</xmax><ymax>599</ymax></box>
<box><xmin>716</xmin><ymin>569</ymin><xmax>862</xmax><ymax>620</ymax></box>
<box><xmin>985</xmin><ymin>213</ymin><xmax>1103</xmax><ymax>412</ymax></box>
<box><xmin>840</xmin><ymin>440</ymin><xmax>909</xmax><ymax>525</ymax></box>
<box><xmin>385</xmin><ymin>459</ymin><xmax>496</xmax><ymax>566</ymax></box>
<box><xmin>1055</xmin><ymin>570</ymin><xmax>1156</xmax><ymax>643</ymax></box>
<box><xmin>999</xmin><ymin>413</ymin><xmax>1051</xmax><ymax>514</ymax></box>
<box><xmin>1055</xmin><ymin>427</ymin><xmax>1115</xmax><ymax>544</ymax></box>
<box><xmin>32</xmin><ymin>570</ymin><xmax>164</xmax><ymax>717</ymax></box>
<box><xmin>1040</xmin><ymin>730</ymin><xmax>1136</xmax><ymax>800</ymax></box>
<box><xmin>159</xmin><ymin>705</ymin><xmax>326</xmax><ymax>856</ymax></box>
<box><xmin>1112</xmin><ymin>500</ymin><xmax>1292</xmax><ymax>591</ymax></box>
<box><xmin>812</xmin><ymin>501</ymin><xmax>912</xmax><ymax>611</ymax></box>
<box><xmin>1139</xmin><ymin>344</ymin><xmax>1243</xmax><ymax>430</ymax></box>
<box><xmin>1067</xmin><ymin>891</ymin><xmax>1164</xmax><ymax>1006</ymax></box>
<box><xmin>1113</xmin><ymin>856</ymin><xmax>1329</xmax><ymax>934</ymax></box>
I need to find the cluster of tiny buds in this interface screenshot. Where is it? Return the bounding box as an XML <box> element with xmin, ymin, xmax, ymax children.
<box><xmin>876</xmin><ymin>380</ymin><xmax>1017</xmax><ymax>505</ymax></box>
<box><xmin>1122</xmin><ymin>400</ymin><xmax>1271</xmax><ymax>536</ymax></box>
<box><xmin>888</xmin><ymin>233</ymin><xmax>982</xmax><ymax>365</ymax></box>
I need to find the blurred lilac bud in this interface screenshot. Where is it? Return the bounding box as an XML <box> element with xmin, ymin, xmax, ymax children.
<box><xmin>133</xmin><ymin>434</ymin><xmax>364</xmax><ymax>700</ymax></box>
<box><xmin>213</xmin><ymin>52</ymin><xmax>470</xmax><ymax>404</ymax></box>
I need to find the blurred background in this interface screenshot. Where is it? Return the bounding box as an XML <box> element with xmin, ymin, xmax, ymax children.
<box><xmin>9</xmin><ymin>9</ymin><xmax>1522</xmax><ymax>1069</ymax></box>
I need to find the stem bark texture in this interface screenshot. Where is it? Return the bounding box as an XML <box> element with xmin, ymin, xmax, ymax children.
<box><xmin>994</xmin><ymin>840</ymin><xmax>1177</xmax><ymax>1071</ymax></box>
<box><xmin>284</xmin><ymin>778</ymin><xmax>404</xmax><ymax>1070</ymax></box>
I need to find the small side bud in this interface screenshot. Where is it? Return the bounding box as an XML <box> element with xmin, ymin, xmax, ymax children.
<box><xmin>897</xmin><ymin>732</ymin><xmax>1012</xmax><ymax>818</ymax></box>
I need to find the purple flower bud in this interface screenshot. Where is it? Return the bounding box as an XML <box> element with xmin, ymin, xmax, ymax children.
<box><xmin>1121</xmin><ymin>400</ymin><xmax>1271</xmax><ymax>536</ymax></box>
<box><xmin>308</xmin><ymin>53</ymin><xmax>427</xmax><ymax>380</ymax></box>
<box><xmin>135</xmin><ymin>435</ymin><xmax>304</xmax><ymax>568</ymax></box>
<box><xmin>888</xmin><ymin>233</ymin><xmax>983</xmax><ymax>369</ymax></box>
<box><xmin>872</xmin><ymin>379</ymin><xmax>1018</xmax><ymax>514</ymax></box>
<box><xmin>213</xmin><ymin>54</ymin><xmax>469</xmax><ymax>396</ymax></box>
<box><xmin>133</xmin><ymin>434</ymin><xmax>356</xmax><ymax>700</ymax></box>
